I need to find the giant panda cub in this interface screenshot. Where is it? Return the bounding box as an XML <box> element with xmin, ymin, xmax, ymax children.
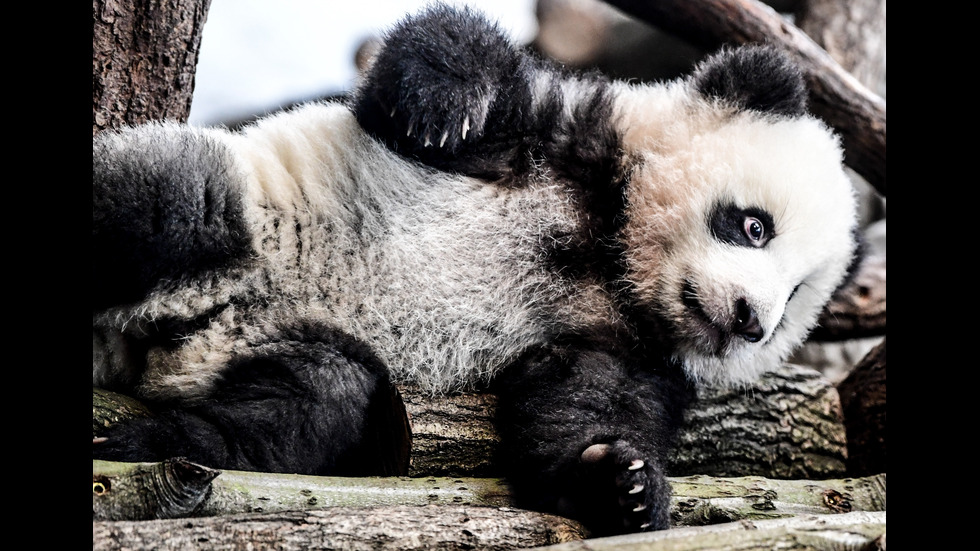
<box><xmin>93</xmin><ymin>3</ymin><xmax>860</xmax><ymax>535</ymax></box>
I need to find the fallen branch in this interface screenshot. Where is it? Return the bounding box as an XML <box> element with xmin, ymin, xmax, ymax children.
<box><xmin>535</xmin><ymin>511</ymin><xmax>886</xmax><ymax>551</ymax></box>
<box><xmin>602</xmin><ymin>0</ymin><xmax>886</xmax><ymax>196</ymax></box>
<box><xmin>93</xmin><ymin>504</ymin><xmax>586</xmax><ymax>551</ymax></box>
<box><xmin>93</xmin><ymin>458</ymin><xmax>885</xmax><ymax>523</ymax></box>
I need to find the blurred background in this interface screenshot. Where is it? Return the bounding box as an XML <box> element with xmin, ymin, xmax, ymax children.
<box><xmin>188</xmin><ymin>0</ymin><xmax>538</xmax><ymax>126</ymax></box>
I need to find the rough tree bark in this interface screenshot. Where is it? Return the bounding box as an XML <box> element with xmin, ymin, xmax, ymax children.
<box><xmin>836</xmin><ymin>339</ymin><xmax>886</xmax><ymax>476</ymax></box>
<box><xmin>92</xmin><ymin>458</ymin><xmax>885</xmax><ymax>549</ymax></box>
<box><xmin>395</xmin><ymin>363</ymin><xmax>848</xmax><ymax>480</ymax></box>
<box><xmin>796</xmin><ymin>0</ymin><xmax>886</xmax><ymax>98</ymax></box>
<box><xmin>601</xmin><ymin>0</ymin><xmax>886</xmax><ymax>197</ymax></box>
<box><xmin>93</xmin><ymin>505</ymin><xmax>587</xmax><ymax>551</ymax></box>
<box><xmin>92</xmin><ymin>0</ymin><xmax>212</xmax><ymax>135</ymax></box>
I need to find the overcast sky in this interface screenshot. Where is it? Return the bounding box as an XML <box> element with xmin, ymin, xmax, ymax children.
<box><xmin>188</xmin><ymin>0</ymin><xmax>537</xmax><ymax>126</ymax></box>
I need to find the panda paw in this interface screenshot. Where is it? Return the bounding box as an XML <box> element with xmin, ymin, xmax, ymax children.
<box><xmin>579</xmin><ymin>441</ymin><xmax>671</xmax><ymax>532</ymax></box>
<box><xmin>353</xmin><ymin>4</ymin><xmax>526</xmax><ymax>158</ymax></box>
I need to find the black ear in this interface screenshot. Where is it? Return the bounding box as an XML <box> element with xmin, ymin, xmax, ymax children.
<box><xmin>690</xmin><ymin>45</ymin><xmax>807</xmax><ymax>117</ymax></box>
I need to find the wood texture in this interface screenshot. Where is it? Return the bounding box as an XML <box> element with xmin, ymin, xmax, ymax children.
<box><xmin>92</xmin><ymin>0</ymin><xmax>212</xmax><ymax>135</ymax></box>
<box><xmin>836</xmin><ymin>339</ymin><xmax>886</xmax><ymax>476</ymax></box>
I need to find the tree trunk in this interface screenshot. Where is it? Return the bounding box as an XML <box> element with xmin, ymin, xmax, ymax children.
<box><xmin>601</xmin><ymin>0</ymin><xmax>886</xmax><ymax>197</ymax></box>
<box><xmin>837</xmin><ymin>339</ymin><xmax>886</xmax><ymax>476</ymax></box>
<box><xmin>92</xmin><ymin>0</ymin><xmax>212</xmax><ymax>135</ymax></box>
<box><xmin>795</xmin><ymin>0</ymin><xmax>886</xmax><ymax>98</ymax></box>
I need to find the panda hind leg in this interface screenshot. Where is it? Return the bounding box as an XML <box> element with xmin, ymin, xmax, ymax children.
<box><xmin>94</xmin><ymin>323</ymin><xmax>407</xmax><ymax>476</ymax></box>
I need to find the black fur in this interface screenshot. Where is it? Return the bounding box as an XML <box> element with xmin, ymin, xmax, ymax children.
<box><xmin>353</xmin><ymin>4</ymin><xmax>620</xmax><ymax>193</ymax></box>
<box><xmin>92</xmin><ymin>126</ymin><xmax>252</xmax><ymax>309</ymax></box>
<box><xmin>692</xmin><ymin>44</ymin><xmax>808</xmax><ymax>117</ymax></box>
<box><xmin>493</xmin><ymin>332</ymin><xmax>694</xmax><ymax>535</ymax></box>
<box><xmin>709</xmin><ymin>203</ymin><xmax>776</xmax><ymax>248</ymax></box>
<box><xmin>94</xmin><ymin>322</ymin><xmax>398</xmax><ymax>476</ymax></box>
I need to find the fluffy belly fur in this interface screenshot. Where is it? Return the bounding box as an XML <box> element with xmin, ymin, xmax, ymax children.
<box><xmin>93</xmin><ymin>103</ymin><xmax>604</xmax><ymax>397</ymax></box>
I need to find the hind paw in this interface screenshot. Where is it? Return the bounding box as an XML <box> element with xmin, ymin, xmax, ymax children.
<box><xmin>580</xmin><ymin>441</ymin><xmax>671</xmax><ymax>532</ymax></box>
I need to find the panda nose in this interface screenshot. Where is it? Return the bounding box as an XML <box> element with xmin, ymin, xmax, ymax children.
<box><xmin>733</xmin><ymin>298</ymin><xmax>764</xmax><ymax>342</ymax></box>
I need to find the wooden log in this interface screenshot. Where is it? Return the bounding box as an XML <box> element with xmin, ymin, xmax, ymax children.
<box><xmin>93</xmin><ymin>505</ymin><xmax>587</xmax><ymax>551</ymax></box>
<box><xmin>808</xmin><ymin>254</ymin><xmax>886</xmax><ymax>342</ymax></box>
<box><xmin>95</xmin><ymin>363</ymin><xmax>848</xmax><ymax>481</ymax></box>
<box><xmin>535</xmin><ymin>511</ymin><xmax>886</xmax><ymax>551</ymax></box>
<box><xmin>93</xmin><ymin>459</ymin><xmax>885</xmax><ymax>523</ymax></box>
<box><xmin>400</xmin><ymin>363</ymin><xmax>847</xmax><ymax>480</ymax></box>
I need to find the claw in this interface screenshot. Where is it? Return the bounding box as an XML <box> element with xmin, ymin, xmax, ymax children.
<box><xmin>462</xmin><ymin>116</ymin><xmax>470</xmax><ymax>140</ymax></box>
<box><xmin>424</xmin><ymin>134</ymin><xmax>432</xmax><ymax>147</ymax></box>
<box><xmin>628</xmin><ymin>459</ymin><xmax>644</xmax><ymax>470</ymax></box>
<box><xmin>93</xmin><ymin>437</ymin><xmax>108</xmax><ymax>444</ymax></box>
<box><xmin>407</xmin><ymin>126</ymin><xmax>413</xmax><ymax>137</ymax></box>
<box><xmin>439</xmin><ymin>130</ymin><xmax>449</xmax><ymax>148</ymax></box>
<box><xmin>632</xmin><ymin>503</ymin><xmax>647</xmax><ymax>512</ymax></box>
<box><xmin>390</xmin><ymin>107</ymin><xmax>396</xmax><ymax>117</ymax></box>
<box><xmin>640</xmin><ymin>522</ymin><xmax>652</xmax><ymax>530</ymax></box>
<box><xmin>628</xmin><ymin>484</ymin><xmax>644</xmax><ymax>495</ymax></box>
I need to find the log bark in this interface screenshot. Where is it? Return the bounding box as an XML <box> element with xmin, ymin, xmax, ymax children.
<box><xmin>536</xmin><ymin>511</ymin><xmax>886</xmax><ymax>551</ymax></box>
<box><xmin>93</xmin><ymin>459</ymin><xmax>885</xmax><ymax>523</ymax></box>
<box><xmin>93</xmin><ymin>0</ymin><xmax>212</xmax><ymax>135</ymax></box>
<box><xmin>601</xmin><ymin>0</ymin><xmax>886</xmax><ymax>197</ymax></box>
<box><xmin>91</xmin><ymin>459</ymin><xmax>885</xmax><ymax>550</ymax></box>
<box><xmin>837</xmin><ymin>339</ymin><xmax>886</xmax><ymax>476</ymax></box>
<box><xmin>670</xmin><ymin>364</ymin><xmax>846</xmax><ymax>478</ymax></box>
<box><xmin>93</xmin><ymin>505</ymin><xmax>587</xmax><ymax>551</ymax></box>
<box><xmin>400</xmin><ymin>363</ymin><xmax>848</xmax><ymax>480</ymax></box>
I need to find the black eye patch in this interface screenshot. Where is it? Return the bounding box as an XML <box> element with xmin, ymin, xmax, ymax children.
<box><xmin>709</xmin><ymin>203</ymin><xmax>775</xmax><ymax>248</ymax></box>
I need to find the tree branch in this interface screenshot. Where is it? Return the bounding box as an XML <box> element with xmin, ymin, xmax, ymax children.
<box><xmin>601</xmin><ymin>0</ymin><xmax>886</xmax><ymax>196</ymax></box>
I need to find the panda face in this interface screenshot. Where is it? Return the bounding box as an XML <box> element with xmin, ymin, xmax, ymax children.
<box><xmin>616</xmin><ymin>88</ymin><xmax>858</xmax><ymax>386</ymax></box>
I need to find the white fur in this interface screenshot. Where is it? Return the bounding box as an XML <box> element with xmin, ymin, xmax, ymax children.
<box><xmin>94</xmin><ymin>78</ymin><xmax>857</xmax><ymax>398</ymax></box>
<box><xmin>614</xmin><ymin>82</ymin><xmax>858</xmax><ymax>386</ymax></box>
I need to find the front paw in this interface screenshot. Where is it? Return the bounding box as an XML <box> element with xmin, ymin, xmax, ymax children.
<box><xmin>353</xmin><ymin>4</ymin><xmax>525</xmax><ymax>156</ymax></box>
<box><xmin>579</xmin><ymin>441</ymin><xmax>671</xmax><ymax>533</ymax></box>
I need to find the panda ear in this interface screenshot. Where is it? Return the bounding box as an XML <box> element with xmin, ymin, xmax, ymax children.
<box><xmin>690</xmin><ymin>44</ymin><xmax>808</xmax><ymax>117</ymax></box>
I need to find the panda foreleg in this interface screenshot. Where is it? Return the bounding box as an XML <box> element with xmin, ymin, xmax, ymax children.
<box><xmin>494</xmin><ymin>342</ymin><xmax>694</xmax><ymax>535</ymax></box>
<box><xmin>353</xmin><ymin>4</ymin><xmax>532</xmax><ymax>178</ymax></box>
<box><xmin>94</xmin><ymin>323</ymin><xmax>398</xmax><ymax>476</ymax></box>
<box><xmin>92</xmin><ymin>124</ymin><xmax>252</xmax><ymax>309</ymax></box>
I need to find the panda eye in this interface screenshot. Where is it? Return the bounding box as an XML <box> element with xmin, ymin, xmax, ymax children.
<box><xmin>709</xmin><ymin>204</ymin><xmax>775</xmax><ymax>248</ymax></box>
<box><xmin>743</xmin><ymin>217</ymin><xmax>766</xmax><ymax>244</ymax></box>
